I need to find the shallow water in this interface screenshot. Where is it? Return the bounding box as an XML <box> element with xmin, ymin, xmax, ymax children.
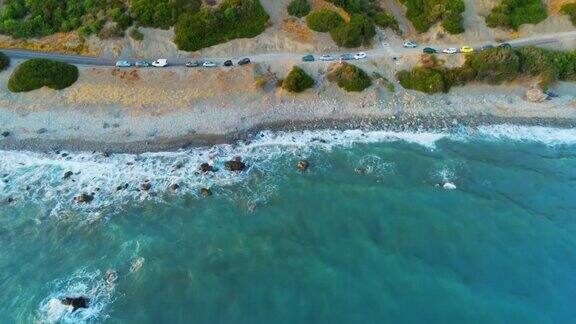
<box><xmin>1</xmin><ymin>125</ymin><xmax>576</xmax><ymax>323</ymax></box>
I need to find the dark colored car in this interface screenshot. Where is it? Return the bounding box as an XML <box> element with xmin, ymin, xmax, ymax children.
<box><xmin>185</xmin><ymin>61</ymin><xmax>201</xmax><ymax>67</ymax></box>
<box><xmin>498</xmin><ymin>43</ymin><xmax>512</xmax><ymax>49</ymax></box>
<box><xmin>302</xmin><ymin>54</ymin><xmax>315</xmax><ymax>62</ymax></box>
<box><xmin>223</xmin><ymin>60</ymin><xmax>233</xmax><ymax>67</ymax></box>
<box><xmin>423</xmin><ymin>47</ymin><xmax>438</xmax><ymax>54</ymax></box>
<box><xmin>481</xmin><ymin>44</ymin><xmax>494</xmax><ymax>51</ymax></box>
<box><xmin>238</xmin><ymin>58</ymin><xmax>251</xmax><ymax>65</ymax></box>
<box><xmin>340</xmin><ymin>54</ymin><xmax>354</xmax><ymax>61</ymax></box>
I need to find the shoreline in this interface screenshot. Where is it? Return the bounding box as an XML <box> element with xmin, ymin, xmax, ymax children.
<box><xmin>2</xmin><ymin>114</ymin><xmax>576</xmax><ymax>154</ymax></box>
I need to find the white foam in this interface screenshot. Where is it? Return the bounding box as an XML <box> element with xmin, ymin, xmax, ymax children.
<box><xmin>443</xmin><ymin>182</ymin><xmax>457</xmax><ymax>190</ymax></box>
<box><xmin>474</xmin><ymin>124</ymin><xmax>576</xmax><ymax>146</ymax></box>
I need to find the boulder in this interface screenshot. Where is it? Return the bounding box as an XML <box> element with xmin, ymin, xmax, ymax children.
<box><xmin>526</xmin><ymin>88</ymin><xmax>547</xmax><ymax>103</ymax></box>
<box><xmin>63</xmin><ymin>171</ymin><xmax>74</xmax><ymax>179</ymax></box>
<box><xmin>200</xmin><ymin>188</ymin><xmax>212</xmax><ymax>197</ymax></box>
<box><xmin>296</xmin><ymin>160</ymin><xmax>309</xmax><ymax>171</ymax></box>
<box><xmin>224</xmin><ymin>158</ymin><xmax>246</xmax><ymax>172</ymax></box>
<box><xmin>199</xmin><ymin>163</ymin><xmax>213</xmax><ymax>173</ymax></box>
<box><xmin>1</xmin><ymin>131</ymin><xmax>9</xmax><ymax>137</ymax></box>
<box><xmin>60</xmin><ymin>296</ymin><xmax>89</xmax><ymax>312</ymax></box>
<box><xmin>140</xmin><ymin>181</ymin><xmax>151</xmax><ymax>191</ymax></box>
<box><xmin>74</xmin><ymin>193</ymin><xmax>94</xmax><ymax>204</ymax></box>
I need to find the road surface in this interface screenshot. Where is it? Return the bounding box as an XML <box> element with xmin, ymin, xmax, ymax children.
<box><xmin>2</xmin><ymin>31</ymin><xmax>576</xmax><ymax>67</ymax></box>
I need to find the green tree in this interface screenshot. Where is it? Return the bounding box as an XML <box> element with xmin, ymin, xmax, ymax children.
<box><xmin>306</xmin><ymin>9</ymin><xmax>344</xmax><ymax>32</ymax></box>
<box><xmin>287</xmin><ymin>0</ymin><xmax>311</xmax><ymax>18</ymax></box>
<box><xmin>8</xmin><ymin>59</ymin><xmax>78</xmax><ymax>92</ymax></box>
<box><xmin>282</xmin><ymin>66</ymin><xmax>314</xmax><ymax>92</ymax></box>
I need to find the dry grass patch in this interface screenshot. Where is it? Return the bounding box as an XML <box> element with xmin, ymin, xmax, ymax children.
<box><xmin>310</xmin><ymin>0</ymin><xmax>351</xmax><ymax>21</ymax></box>
<box><xmin>281</xmin><ymin>19</ymin><xmax>315</xmax><ymax>43</ymax></box>
<box><xmin>0</xmin><ymin>33</ymin><xmax>97</xmax><ymax>56</ymax></box>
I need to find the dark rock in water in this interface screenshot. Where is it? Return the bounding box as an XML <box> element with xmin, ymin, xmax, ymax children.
<box><xmin>296</xmin><ymin>160</ymin><xmax>309</xmax><ymax>171</ymax></box>
<box><xmin>116</xmin><ymin>185</ymin><xmax>124</xmax><ymax>191</ymax></box>
<box><xmin>1</xmin><ymin>131</ymin><xmax>9</xmax><ymax>137</ymax></box>
<box><xmin>63</xmin><ymin>171</ymin><xmax>74</xmax><ymax>179</ymax></box>
<box><xmin>74</xmin><ymin>193</ymin><xmax>94</xmax><ymax>204</ymax></box>
<box><xmin>37</xmin><ymin>128</ymin><xmax>47</xmax><ymax>134</ymax></box>
<box><xmin>170</xmin><ymin>183</ymin><xmax>180</xmax><ymax>191</ymax></box>
<box><xmin>6</xmin><ymin>197</ymin><xmax>14</xmax><ymax>203</ymax></box>
<box><xmin>60</xmin><ymin>296</ymin><xmax>89</xmax><ymax>312</ymax></box>
<box><xmin>172</xmin><ymin>163</ymin><xmax>184</xmax><ymax>171</ymax></box>
<box><xmin>200</xmin><ymin>188</ymin><xmax>212</xmax><ymax>197</ymax></box>
<box><xmin>102</xmin><ymin>151</ymin><xmax>111</xmax><ymax>158</ymax></box>
<box><xmin>224</xmin><ymin>158</ymin><xmax>246</xmax><ymax>172</ymax></box>
<box><xmin>199</xmin><ymin>163</ymin><xmax>213</xmax><ymax>173</ymax></box>
<box><xmin>140</xmin><ymin>181</ymin><xmax>151</xmax><ymax>191</ymax></box>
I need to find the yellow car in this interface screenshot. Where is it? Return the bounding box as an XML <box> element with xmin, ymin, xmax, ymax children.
<box><xmin>460</xmin><ymin>46</ymin><xmax>474</xmax><ymax>53</ymax></box>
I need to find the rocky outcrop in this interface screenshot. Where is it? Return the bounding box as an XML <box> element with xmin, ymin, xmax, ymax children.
<box><xmin>200</xmin><ymin>188</ymin><xmax>212</xmax><ymax>197</ymax></box>
<box><xmin>225</xmin><ymin>157</ymin><xmax>246</xmax><ymax>172</ymax></box>
<box><xmin>296</xmin><ymin>160</ymin><xmax>309</xmax><ymax>171</ymax></box>
<box><xmin>60</xmin><ymin>296</ymin><xmax>89</xmax><ymax>312</ymax></box>
<box><xmin>140</xmin><ymin>181</ymin><xmax>151</xmax><ymax>191</ymax></box>
<box><xmin>63</xmin><ymin>171</ymin><xmax>73</xmax><ymax>179</ymax></box>
<box><xmin>74</xmin><ymin>193</ymin><xmax>94</xmax><ymax>204</ymax></box>
<box><xmin>1</xmin><ymin>131</ymin><xmax>9</xmax><ymax>137</ymax></box>
<box><xmin>199</xmin><ymin>163</ymin><xmax>213</xmax><ymax>173</ymax></box>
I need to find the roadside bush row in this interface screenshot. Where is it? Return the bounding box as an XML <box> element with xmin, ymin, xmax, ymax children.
<box><xmin>306</xmin><ymin>9</ymin><xmax>375</xmax><ymax>48</ymax></box>
<box><xmin>8</xmin><ymin>58</ymin><xmax>78</xmax><ymax>92</ymax></box>
<box><xmin>328</xmin><ymin>62</ymin><xmax>372</xmax><ymax>92</ymax></box>
<box><xmin>326</xmin><ymin>0</ymin><xmax>400</xmax><ymax>32</ymax></box>
<box><xmin>486</xmin><ymin>0</ymin><xmax>547</xmax><ymax>30</ymax></box>
<box><xmin>396</xmin><ymin>47</ymin><xmax>576</xmax><ymax>94</ymax></box>
<box><xmin>399</xmin><ymin>0</ymin><xmax>465</xmax><ymax>34</ymax></box>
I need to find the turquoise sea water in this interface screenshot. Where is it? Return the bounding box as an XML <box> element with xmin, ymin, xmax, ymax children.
<box><xmin>1</xmin><ymin>125</ymin><xmax>576</xmax><ymax>323</ymax></box>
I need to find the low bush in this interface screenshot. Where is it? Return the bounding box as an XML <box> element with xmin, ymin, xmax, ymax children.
<box><xmin>328</xmin><ymin>62</ymin><xmax>372</xmax><ymax>92</ymax></box>
<box><xmin>306</xmin><ymin>9</ymin><xmax>345</xmax><ymax>32</ymax></box>
<box><xmin>282</xmin><ymin>66</ymin><xmax>314</xmax><ymax>92</ymax></box>
<box><xmin>397</xmin><ymin>67</ymin><xmax>447</xmax><ymax>94</ymax></box>
<box><xmin>400</xmin><ymin>0</ymin><xmax>465</xmax><ymax>34</ymax></box>
<box><xmin>129</xmin><ymin>28</ymin><xmax>144</xmax><ymax>41</ymax></box>
<box><xmin>464</xmin><ymin>48</ymin><xmax>520</xmax><ymax>84</ymax></box>
<box><xmin>287</xmin><ymin>0</ymin><xmax>311</xmax><ymax>18</ymax></box>
<box><xmin>330</xmin><ymin>14</ymin><xmax>375</xmax><ymax>47</ymax></box>
<box><xmin>562</xmin><ymin>3</ymin><xmax>576</xmax><ymax>27</ymax></box>
<box><xmin>486</xmin><ymin>0</ymin><xmax>547</xmax><ymax>30</ymax></box>
<box><xmin>174</xmin><ymin>0</ymin><xmax>270</xmax><ymax>51</ymax></box>
<box><xmin>0</xmin><ymin>52</ymin><xmax>10</xmax><ymax>71</ymax></box>
<box><xmin>8</xmin><ymin>59</ymin><xmax>78</xmax><ymax>92</ymax></box>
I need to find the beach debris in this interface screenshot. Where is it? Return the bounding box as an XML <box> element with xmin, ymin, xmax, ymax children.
<box><xmin>225</xmin><ymin>157</ymin><xmax>246</xmax><ymax>172</ymax></box>
<box><xmin>60</xmin><ymin>296</ymin><xmax>89</xmax><ymax>312</ymax></box>
<box><xmin>199</xmin><ymin>163</ymin><xmax>213</xmax><ymax>173</ymax></box>
<box><xmin>200</xmin><ymin>188</ymin><xmax>212</xmax><ymax>197</ymax></box>
<box><xmin>140</xmin><ymin>181</ymin><xmax>151</xmax><ymax>191</ymax></box>
<box><xmin>170</xmin><ymin>183</ymin><xmax>180</xmax><ymax>191</ymax></box>
<box><xmin>526</xmin><ymin>88</ymin><xmax>547</xmax><ymax>103</ymax></box>
<box><xmin>63</xmin><ymin>171</ymin><xmax>74</xmax><ymax>179</ymax></box>
<box><xmin>442</xmin><ymin>182</ymin><xmax>457</xmax><ymax>190</ymax></box>
<box><xmin>74</xmin><ymin>193</ymin><xmax>94</xmax><ymax>204</ymax></box>
<box><xmin>1</xmin><ymin>131</ymin><xmax>9</xmax><ymax>137</ymax></box>
<box><xmin>296</xmin><ymin>160</ymin><xmax>309</xmax><ymax>171</ymax></box>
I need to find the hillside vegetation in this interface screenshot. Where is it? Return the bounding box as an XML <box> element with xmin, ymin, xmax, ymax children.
<box><xmin>8</xmin><ymin>59</ymin><xmax>78</xmax><ymax>92</ymax></box>
<box><xmin>328</xmin><ymin>63</ymin><xmax>372</xmax><ymax>91</ymax></box>
<box><xmin>397</xmin><ymin>47</ymin><xmax>576</xmax><ymax>94</ymax></box>
<box><xmin>399</xmin><ymin>0</ymin><xmax>465</xmax><ymax>34</ymax></box>
<box><xmin>486</xmin><ymin>0</ymin><xmax>547</xmax><ymax>30</ymax></box>
<box><xmin>562</xmin><ymin>2</ymin><xmax>576</xmax><ymax>26</ymax></box>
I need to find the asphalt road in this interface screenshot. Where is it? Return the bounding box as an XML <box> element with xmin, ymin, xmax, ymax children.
<box><xmin>1</xmin><ymin>31</ymin><xmax>575</xmax><ymax>67</ymax></box>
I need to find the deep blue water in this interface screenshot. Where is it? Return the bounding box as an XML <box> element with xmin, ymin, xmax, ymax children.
<box><xmin>1</xmin><ymin>126</ymin><xmax>576</xmax><ymax>323</ymax></box>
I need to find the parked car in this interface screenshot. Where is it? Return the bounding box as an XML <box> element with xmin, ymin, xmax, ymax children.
<box><xmin>460</xmin><ymin>46</ymin><xmax>474</xmax><ymax>53</ymax></box>
<box><xmin>223</xmin><ymin>60</ymin><xmax>233</xmax><ymax>67</ymax></box>
<box><xmin>115</xmin><ymin>60</ymin><xmax>131</xmax><ymax>68</ymax></box>
<box><xmin>186</xmin><ymin>61</ymin><xmax>201</xmax><ymax>67</ymax></box>
<box><xmin>302</xmin><ymin>54</ymin><xmax>315</xmax><ymax>62</ymax></box>
<box><xmin>498</xmin><ymin>43</ymin><xmax>512</xmax><ymax>49</ymax></box>
<box><xmin>481</xmin><ymin>44</ymin><xmax>494</xmax><ymax>51</ymax></box>
<box><xmin>403</xmin><ymin>40</ymin><xmax>418</xmax><ymax>48</ymax></box>
<box><xmin>319</xmin><ymin>54</ymin><xmax>335</xmax><ymax>61</ymax></box>
<box><xmin>423</xmin><ymin>47</ymin><xmax>438</xmax><ymax>54</ymax></box>
<box><xmin>152</xmin><ymin>59</ymin><xmax>168</xmax><ymax>67</ymax></box>
<box><xmin>354</xmin><ymin>52</ymin><xmax>367</xmax><ymax>60</ymax></box>
<box><xmin>238</xmin><ymin>58</ymin><xmax>251</xmax><ymax>65</ymax></box>
<box><xmin>203</xmin><ymin>61</ymin><xmax>217</xmax><ymax>67</ymax></box>
<box><xmin>134</xmin><ymin>61</ymin><xmax>149</xmax><ymax>67</ymax></box>
<box><xmin>340</xmin><ymin>54</ymin><xmax>354</xmax><ymax>61</ymax></box>
<box><xmin>442</xmin><ymin>48</ymin><xmax>458</xmax><ymax>54</ymax></box>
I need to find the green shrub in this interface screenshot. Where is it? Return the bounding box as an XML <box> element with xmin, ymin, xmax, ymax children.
<box><xmin>306</xmin><ymin>9</ymin><xmax>344</xmax><ymax>32</ymax></box>
<box><xmin>397</xmin><ymin>67</ymin><xmax>447</xmax><ymax>94</ymax></box>
<box><xmin>400</xmin><ymin>0</ymin><xmax>465</xmax><ymax>34</ymax></box>
<box><xmin>174</xmin><ymin>0</ymin><xmax>270</xmax><ymax>51</ymax></box>
<box><xmin>287</xmin><ymin>0</ymin><xmax>311</xmax><ymax>18</ymax></box>
<box><xmin>562</xmin><ymin>3</ymin><xmax>576</xmax><ymax>27</ymax></box>
<box><xmin>328</xmin><ymin>63</ymin><xmax>372</xmax><ymax>92</ymax></box>
<box><xmin>130</xmin><ymin>0</ymin><xmax>201</xmax><ymax>29</ymax></box>
<box><xmin>0</xmin><ymin>52</ymin><xmax>10</xmax><ymax>71</ymax></box>
<box><xmin>282</xmin><ymin>66</ymin><xmax>314</xmax><ymax>92</ymax></box>
<box><xmin>129</xmin><ymin>28</ymin><xmax>144</xmax><ymax>41</ymax></box>
<box><xmin>464</xmin><ymin>47</ymin><xmax>520</xmax><ymax>84</ymax></box>
<box><xmin>373</xmin><ymin>11</ymin><xmax>400</xmax><ymax>32</ymax></box>
<box><xmin>330</xmin><ymin>14</ymin><xmax>375</xmax><ymax>47</ymax></box>
<box><xmin>486</xmin><ymin>0</ymin><xmax>547</xmax><ymax>30</ymax></box>
<box><xmin>8</xmin><ymin>59</ymin><xmax>78</xmax><ymax>92</ymax></box>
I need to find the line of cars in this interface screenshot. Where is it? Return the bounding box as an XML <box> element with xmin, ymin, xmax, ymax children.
<box><xmin>403</xmin><ymin>40</ymin><xmax>512</xmax><ymax>55</ymax></box>
<box><xmin>301</xmin><ymin>52</ymin><xmax>367</xmax><ymax>62</ymax></box>
<box><xmin>115</xmin><ymin>57</ymin><xmax>251</xmax><ymax>68</ymax></box>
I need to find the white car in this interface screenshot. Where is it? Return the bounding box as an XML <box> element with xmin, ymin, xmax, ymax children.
<box><xmin>442</xmin><ymin>48</ymin><xmax>458</xmax><ymax>54</ymax></box>
<box><xmin>319</xmin><ymin>54</ymin><xmax>335</xmax><ymax>61</ymax></box>
<box><xmin>202</xmin><ymin>61</ymin><xmax>217</xmax><ymax>67</ymax></box>
<box><xmin>152</xmin><ymin>59</ymin><xmax>168</xmax><ymax>67</ymax></box>
<box><xmin>403</xmin><ymin>41</ymin><xmax>418</xmax><ymax>48</ymax></box>
<box><xmin>354</xmin><ymin>52</ymin><xmax>367</xmax><ymax>60</ymax></box>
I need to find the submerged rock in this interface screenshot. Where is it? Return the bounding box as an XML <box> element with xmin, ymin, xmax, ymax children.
<box><xmin>1</xmin><ymin>131</ymin><xmax>9</xmax><ymax>137</ymax></box>
<box><xmin>74</xmin><ymin>193</ymin><xmax>94</xmax><ymax>204</ymax></box>
<box><xmin>60</xmin><ymin>297</ymin><xmax>89</xmax><ymax>312</ymax></box>
<box><xmin>140</xmin><ymin>181</ymin><xmax>151</xmax><ymax>191</ymax></box>
<box><xmin>199</xmin><ymin>163</ymin><xmax>213</xmax><ymax>173</ymax></box>
<box><xmin>225</xmin><ymin>157</ymin><xmax>246</xmax><ymax>172</ymax></box>
<box><xmin>63</xmin><ymin>171</ymin><xmax>73</xmax><ymax>179</ymax></box>
<box><xmin>200</xmin><ymin>188</ymin><xmax>212</xmax><ymax>197</ymax></box>
<box><xmin>170</xmin><ymin>183</ymin><xmax>180</xmax><ymax>191</ymax></box>
<box><xmin>296</xmin><ymin>160</ymin><xmax>309</xmax><ymax>171</ymax></box>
